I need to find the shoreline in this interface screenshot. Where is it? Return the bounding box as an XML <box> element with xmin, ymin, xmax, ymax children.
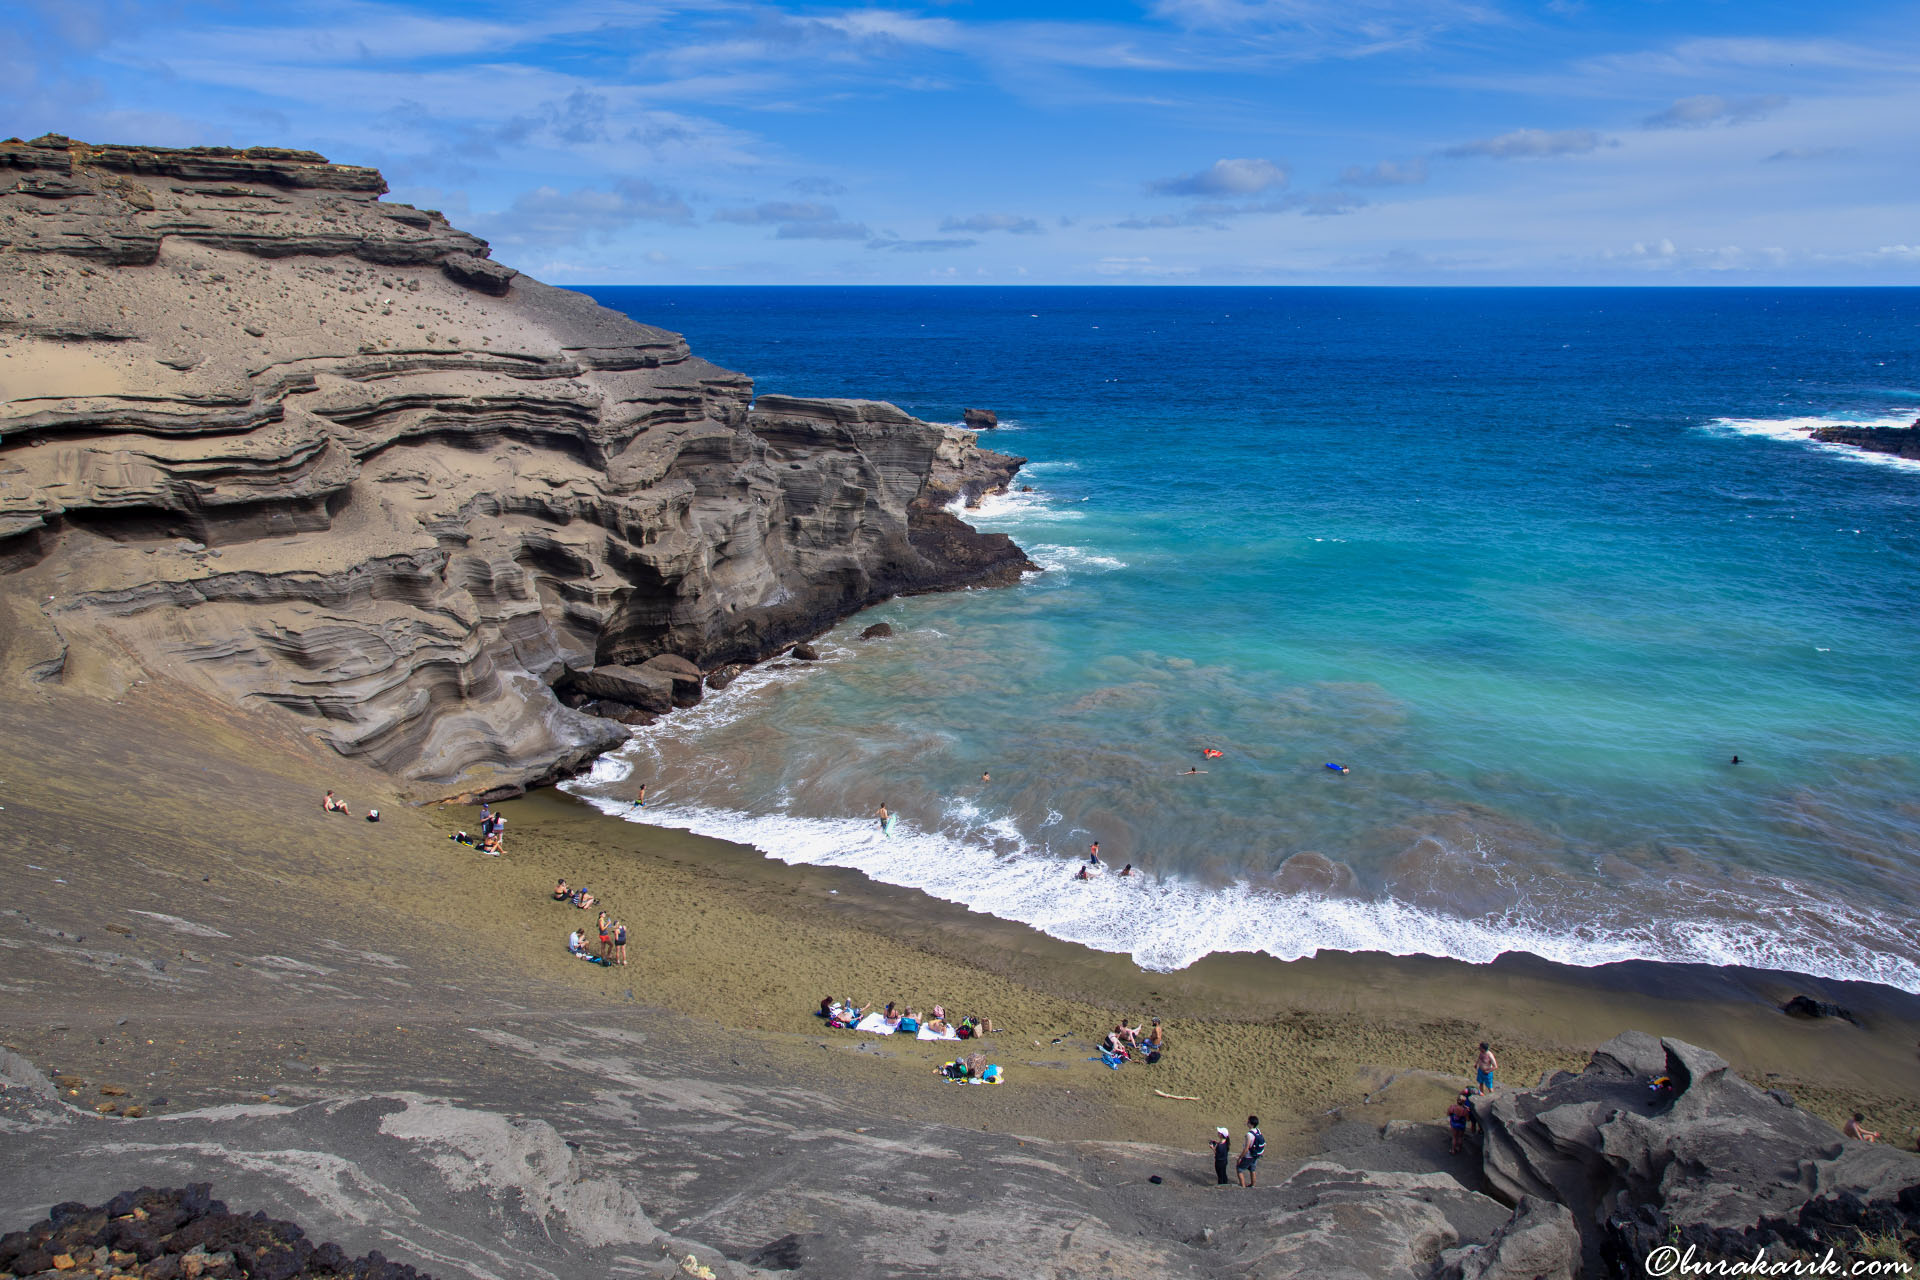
<box><xmin>439</xmin><ymin>784</ymin><xmax>1920</xmax><ymax>1154</ymax></box>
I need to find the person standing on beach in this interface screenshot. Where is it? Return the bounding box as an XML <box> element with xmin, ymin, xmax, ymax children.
<box><xmin>1236</xmin><ymin>1117</ymin><xmax>1266</xmax><ymax>1188</ymax></box>
<box><xmin>1088</xmin><ymin>842</ymin><xmax>1101</xmax><ymax>866</ymax></box>
<box><xmin>1208</xmin><ymin>1127</ymin><xmax>1232</xmax><ymax>1185</ymax></box>
<box><xmin>1447</xmin><ymin>1092</ymin><xmax>1474</xmax><ymax>1155</ymax></box>
<box><xmin>877</xmin><ymin>802</ymin><xmax>890</xmax><ymax>831</ymax></box>
<box><xmin>1475</xmin><ymin>1042</ymin><xmax>1498</xmax><ymax>1094</ymax></box>
<box><xmin>613</xmin><ymin>919</ymin><xmax>628</xmax><ymax>966</ymax></box>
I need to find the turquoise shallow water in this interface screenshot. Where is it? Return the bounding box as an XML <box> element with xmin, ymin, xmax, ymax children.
<box><xmin>568</xmin><ymin>287</ymin><xmax>1920</xmax><ymax>990</ymax></box>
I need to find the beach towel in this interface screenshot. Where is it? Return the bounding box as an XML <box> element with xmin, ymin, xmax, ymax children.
<box><xmin>1091</xmin><ymin>1052</ymin><xmax>1126</xmax><ymax>1070</ymax></box>
<box><xmin>916</xmin><ymin>1025</ymin><xmax>962</xmax><ymax>1041</ymax></box>
<box><xmin>854</xmin><ymin>1012</ymin><xmax>897</xmax><ymax>1035</ymax></box>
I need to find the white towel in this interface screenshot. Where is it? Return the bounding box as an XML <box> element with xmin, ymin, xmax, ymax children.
<box><xmin>855</xmin><ymin>1013</ymin><xmax>896</xmax><ymax>1035</ymax></box>
<box><xmin>916</xmin><ymin>1025</ymin><xmax>961</xmax><ymax>1041</ymax></box>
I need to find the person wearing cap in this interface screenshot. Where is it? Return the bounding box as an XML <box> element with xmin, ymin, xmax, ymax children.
<box><xmin>1208</xmin><ymin>1126</ymin><xmax>1232</xmax><ymax>1185</ymax></box>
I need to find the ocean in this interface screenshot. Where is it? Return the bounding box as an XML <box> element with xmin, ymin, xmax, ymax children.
<box><xmin>565</xmin><ymin>286</ymin><xmax>1920</xmax><ymax>993</ymax></box>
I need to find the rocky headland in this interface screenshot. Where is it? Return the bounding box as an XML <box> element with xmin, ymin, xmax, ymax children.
<box><xmin>0</xmin><ymin>134</ymin><xmax>1031</xmax><ymax>800</ymax></box>
<box><xmin>1810</xmin><ymin>417</ymin><xmax>1920</xmax><ymax>460</ymax></box>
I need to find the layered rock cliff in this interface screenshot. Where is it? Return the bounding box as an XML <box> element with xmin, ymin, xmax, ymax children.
<box><xmin>0</xmin><ymin>135</ymin><xmax>1032</xmax><ymax>798</ymax></box>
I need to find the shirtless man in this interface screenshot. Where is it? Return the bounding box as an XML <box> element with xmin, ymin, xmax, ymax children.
<box><xmin>632</xmin><ymin>784</ymin><xmax>647</xmax><ymax>808</ymax></box>
<box><xmin>1843</xmin><ymin>1113</ymin><xmax>1880</xmax><ymax>1142</ymax></box>
<box><xmin>1475</xmin><ymin>1042</ymin><xmax>1498</xmax><ymax>1094</ymax></box>
<box><xmin>877</xmin><ymin>803</ymin><xmax>891</xmax><ymax>832</ymax></box>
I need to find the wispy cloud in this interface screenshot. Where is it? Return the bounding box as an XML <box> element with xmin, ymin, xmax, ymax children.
<box><xmin>1441</xmin><ymin>128</ymin><xmax>1610</xmax><ymax>159</ymax></box>
<box><xmin>1762</xmin><ymin>145</ymin><xmax>1850</xmax><ymax>163</ymax></box>
<box><xmin>1338</xmin><ymin>157</ymin><xmax>1428</xmax><ymax>186</ymax></box>
<box><xmin>1146</xmin><ymin>157</ymin><xmax>1290</xmax><ymax>196</ymax></box>
<box><xmin>477</xmin><ymin>178</ymin><xmax>693</xmax><ymax>246</ymax></box>
<box><xmin>939</xmin><ymin>213</ymin><xmax>1045</xmax><ymax>234</ymax></box>
<box><xmin>1642</xmin><ymin>93</ymin><xmax>1787</xmax><ymax>129</ymax></box>
<box><xmin>869</xmin><ymin>237</ymin><xmax>977</xmax><ymax>252</ymax></box>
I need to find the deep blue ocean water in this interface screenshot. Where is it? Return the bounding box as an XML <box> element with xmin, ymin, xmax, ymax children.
<box><xmin>568</xmin><ymin>287</ymin><xmax>1920</xmax><ymax>991</ymax></box>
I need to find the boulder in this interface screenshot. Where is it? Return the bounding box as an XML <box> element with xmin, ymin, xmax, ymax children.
<box><xmin>859</xmin><ymin>623</ymin><xmax>893</xmax><ymax>640</ymax></box>
<box><xmin>639</xmin><ymin>654</ymin><xmax>704</xmax><ymax>708</ymax></box>
<box><xmin>1437</xmin><ymin>1196</ymin><xmax>1580</xmax><ymax>1280</ymax></box>
<box><xmin>1781</xmin><ymin>994</ymin><xmax>1858</xmax><ymax>1024</ymax></box>
<box><xmin>704</xmin><ymin>664</ymin><xmax>746</xmax><ymax>691</ymax></box>
<box><xmin>565</xmin><ymin>665</ymin><xmax>675</xmax><ymax>714</ymax></box>
<box><xmin>789</xmin><ymin>644</ymin><xmax>820</xmax><ymax>662</ymax></box>
<box><xmin>962</xmin><ymin>408</ymin><xmax>998</xmax><ymax>429</ymax></box>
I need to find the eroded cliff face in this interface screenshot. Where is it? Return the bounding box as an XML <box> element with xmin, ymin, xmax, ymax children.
<box><xmin>0</xmin><ymin>134</ymin><xmax>1032</xmax><ymax>798</ymax></box>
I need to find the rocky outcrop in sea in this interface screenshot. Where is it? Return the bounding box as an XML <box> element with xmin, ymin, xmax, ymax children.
<box><xmin>0</xmin><ymin>135</ymin><xmax>1032</xmax><ymax>798</ymax></box>
<box><xmin>1810</xmin><ymin>416</ymin><xmax>1920</xmax><ymax>460</ymax></box>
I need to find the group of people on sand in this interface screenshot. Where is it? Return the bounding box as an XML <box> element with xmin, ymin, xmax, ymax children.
<box><xmin>448</xmin><ymin>805</ymin><xmax>506</xmax><ymax>854</ymax></box>
<box><xmin>1098</xmin><ymin>1016</ymin><xmax>1165</xmax><ymax>1063</ymax></box>
<box><xmin>1206</xmin><ymin>1117</ymin><xmax>1267</xmax><ymax>1187</ymax></box>
<box><xmin>322</xmin><ymin>791</ymin><xmax>379</xmax><ymax>823</ymax></box>
<box><xmin>1446</xmin><ymin>1042</ymin><xmax>1499</xmax><ymax>1153</ymax></box>
<box><xmin>551</xmin><ymin>878</ymin><xmax>628</xmax><ymax>966</ymax></box>
<box><xmin>819</xmin><ymin>997</ymin><xmax>998</xmax><ymax>1039</ymax></box>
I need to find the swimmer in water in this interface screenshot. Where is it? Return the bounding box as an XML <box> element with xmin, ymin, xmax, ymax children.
<box><xmin>877</xmin><ymin>802</ymin><xmax>891</xmax><ymax>830</ymax></box>
<box><xmin>1119</xmin><ymin>864</ymin><xmax>1134</xmax><ymax>877</ymax></box>
<box><xmin>1075</xmin><ymin>866</ymin><xmax>1091</xmax><ymax>881</ymax></box>
<box><xmin>982</xmin><ymin>771</ymin><xmax>990</xmax><ymax>783</ymax></box>
<box><xmin>1731</xmin><ymin>756</ymin><xmax>1740</xmax><ymax>765</ymax></box>
<box><xmin>1327</xmin><ymin>763</ymin><xmax>1349</xmax><ymax>774</ymax></box>
<box><xmin>632</xmin><ymin>783</ymin><xmax>647</xmax><ymax>807</ymax></box>
<box><xmin>1180</xmin><ymin>767</ymin><xmax>1206</xmax><ymax>775</ymax></box>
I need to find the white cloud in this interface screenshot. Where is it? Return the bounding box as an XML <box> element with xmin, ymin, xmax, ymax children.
<box><xmin>1442</xmin><ymin>128</ymin><xmax>1610</xmax><ymax>159</ymax></box>
<box><xmin>1147</xmin><ymin>157</ymin><xmax>1290</xmax><ymax>196</ymax></box>
<box><xmin>940</xmin><ymin>213</ymin><xmax>1045</xmax><ymax>235</ymax></box>
<box><xmin>1642</xmin><ymin>93</ymin><xmax>1787</xmax><ymax>129</ymax></box>
<box><xmin>477</xmin><ymin>178</ymin><xmax>693</xmax><ymax>247</ymax></box>
<box><xmin>1339</xmin><ymin>157</ymin><xmax>1428</xmax><ymax>186</ymax></box>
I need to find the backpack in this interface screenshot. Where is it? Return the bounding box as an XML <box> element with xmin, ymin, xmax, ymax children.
<box><xmin>1248</xmin><ymin>1129</ymin><xmax>1266</xmax><ymax>1159</ymax></box>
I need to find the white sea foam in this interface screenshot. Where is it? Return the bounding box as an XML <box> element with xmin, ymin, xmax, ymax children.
<box><xmin>1704</xmin><ymin>409</ymin><xmax>1920</xmax><ymax>473</ymax></box>
<box><xmin>955</xmin><ymin>487</ymin><xmax>1085</xmax><ymax>524</ymax></box>
<box><xmin>1027</xmin><ymin>544</ymin><xmax>1127</xmax><ymax>573</ymax></box>
<box><xmin>570</xmin><ymin>791</ymin><xmax>1920</xmax><ymax>992</ymax></box>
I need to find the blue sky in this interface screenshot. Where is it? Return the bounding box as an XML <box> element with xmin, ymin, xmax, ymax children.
<box><xmin>6</xmin><ymin>0</ymin><xmax>1918</xmax><ymax>283</ymax></box>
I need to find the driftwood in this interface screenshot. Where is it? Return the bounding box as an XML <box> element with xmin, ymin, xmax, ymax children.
<box><xmin>1154</xmin><ymin>1089</ymin><xmax>1200</xmax><ymax>1101</ymax></box>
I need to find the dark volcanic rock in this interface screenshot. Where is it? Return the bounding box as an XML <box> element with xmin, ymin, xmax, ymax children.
<box><xmin>1809</xmin><ymin>418</ymin><xmax>1920</xmax><ymax>459</ymax></box>
<box><xmin>0</xmin><ymin>1184</ymin><xmax>432</xmax><ymax>1280</ymax></box>
<box><xmin>1782</xmin><ymin>994</ymin><xmax>1859</xmax><ymax>1023</ymax></box>
<box><xmin>962</xmin><ymin>408</ymin><xmax>998</xmax><ymax>429</ymax></box>
<box><xmin>0</xmin><ymin>137</ymin><xmax>1033</xmax><ymax>798</ymax></box>
<box><xmin>789</xmin><ymin>643</ymin><xmax>820</xmax><ymax>661</ymax></box>
<box><xmin>1480</xmin><ymin>1031</ymin><xmax>1920</xmax><ymax>1276</ymax></box>
<box><xmin>860</xmin><ymin>622</ymin><xmax>893</xmax><ymax>639</ymax></box>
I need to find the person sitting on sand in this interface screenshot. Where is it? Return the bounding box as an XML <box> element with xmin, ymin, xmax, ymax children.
<box><xmin>480</xmin><ymin>830</ymin><xmax>502</xmax><ymax>856</ymax></box>
<box><xmin>1843</xmin><ymin>1113</ymin><xmax>1880</xmax><ymax>1142</ymax></box>
<box><xmin>567</xmin><ymin>929</ymin><xmax>588</xmax><ymax>957</ymax></box>
<box><xmin>553</xmin><ymin>878</ymin><xmax>570</xmax><ymax>901</ymax></box>
<box><xmin>576</xmin><ymin>889</ymin><xmax>596</xmax><ymax>910</ymax></box>
<box><xmin>926</xmin><ymin>1006</ymin><xmax>952</xmax><ymax>1035</ymax></box>
<box><xmin>899</xmin><ymin>1008</ymin><xmax>921</xmax><ymax>1034</ymax></box>
<box><xmin>1144</xmin><ymin>1018</ymin><xmax>1165</xmax><ymax>1056</ymax></box>
<box><xmin>323</xmin><ymin>790</ymin><xmax>351</xmax><ymax>815</ymax></box>
<box><xmin>1100</xmin><ymin>1027</ymin><xmax>1131</xmax><ymax>1059</ymax></box>
<box><xmin>1117</xmin><ymin>1022</ymin><xmax>1143</xmax><ymax>1047</ymax></box>
<box><xmin>881</xmin><ymin>1002</ymin><xmax>902</xmax><ymax>1029</ymax></box>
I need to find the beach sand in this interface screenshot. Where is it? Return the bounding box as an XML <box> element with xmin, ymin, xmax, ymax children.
<box><xmin>2</xmin><ymin>676</ymin><xmax>1916</xmax><ymax>1160</ymax></box>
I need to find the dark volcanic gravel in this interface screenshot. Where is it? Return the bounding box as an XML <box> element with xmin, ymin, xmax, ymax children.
<box><xmin>0</xmin><ymin>1185</ymin><xmax>431</xmax><ymax>1280</ymax></box>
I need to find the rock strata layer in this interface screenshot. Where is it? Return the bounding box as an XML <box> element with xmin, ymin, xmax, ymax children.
<box><xmin>0</xmin><ymin>135</ymin><xmax>1033</xmax><ymax>797</ymax></box>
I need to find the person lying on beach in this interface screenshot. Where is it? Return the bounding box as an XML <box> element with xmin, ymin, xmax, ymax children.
<box><xmin>553</xmin><ymin>879</ymin><xmax>570</xmax><ymax>901</ymax></box>
<box><xmin>322</xmin><ymin>791</ymin><xmax>351</xmax><ymax>815</ymax></box>
<box><xmin>1843</xmin><ymin>1113</ymin><xmax>1880</xmax><ymax>1142</ymax></box>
